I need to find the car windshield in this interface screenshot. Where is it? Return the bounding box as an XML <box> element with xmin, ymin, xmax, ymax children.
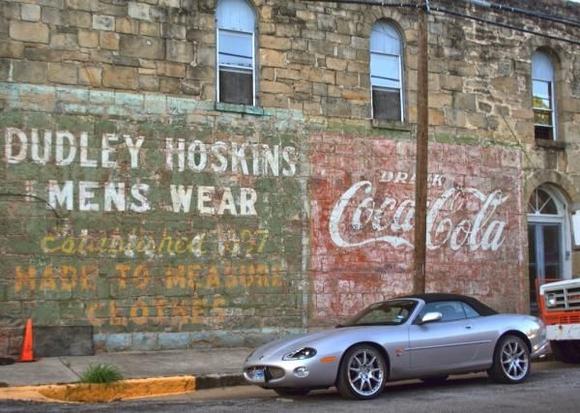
<box><xmin>341</xmin><ymin>300</ymin><xmax>417</xmax><ymax>327</ymax></box>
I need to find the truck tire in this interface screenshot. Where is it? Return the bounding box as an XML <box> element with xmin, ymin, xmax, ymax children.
<box><xmin>551</xmin><ymin>341</ymin><xmax>580</xmax><ymax>364</ymax></box>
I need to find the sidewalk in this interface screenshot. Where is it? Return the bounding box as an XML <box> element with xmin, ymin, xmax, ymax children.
<box><xmin>0</xmin><ymin>348</ymin><xmax>251</xmax><ymax>387</ymax></box>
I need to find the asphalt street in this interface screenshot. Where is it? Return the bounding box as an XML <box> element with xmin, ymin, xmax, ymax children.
<box><xmin>1</xmin><ymin>361</ymin><xmax>579</xmax><ymax>412</ymax></box>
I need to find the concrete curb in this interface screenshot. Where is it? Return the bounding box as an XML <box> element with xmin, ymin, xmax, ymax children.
<box><xmin>0</xmin><ymin>374</ymin><xmax>245</xmax><ymax>403</ymax></box>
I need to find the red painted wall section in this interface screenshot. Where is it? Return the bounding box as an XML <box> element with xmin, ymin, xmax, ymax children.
<box><xmin>309</xmin><ymin>133</ymin><xmax>525</xmax><ymax>324</ymax></box>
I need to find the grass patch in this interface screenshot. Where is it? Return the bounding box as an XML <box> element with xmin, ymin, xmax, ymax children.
<box><xmin>79</xmin><ymin>363</ymin><xmax>123</xmax><ymax>384</ymax></box>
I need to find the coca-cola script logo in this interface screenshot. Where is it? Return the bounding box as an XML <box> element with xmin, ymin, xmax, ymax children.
<box><xmin>329</xmin><ymin>181</ymin><xmax>509</xmax><ymax>252</ymax></box>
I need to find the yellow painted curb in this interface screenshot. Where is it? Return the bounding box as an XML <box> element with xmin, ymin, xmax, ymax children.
<box><xmin>0</xmin><ymin>376</ymin><xmax>196</xmax><ymax>403</ymax></box>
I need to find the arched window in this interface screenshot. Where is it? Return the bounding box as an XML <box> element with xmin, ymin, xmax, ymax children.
<box><xmin>370</xmin><ymin>22</ymin><xmax>403</xmax><ymax>121</ymax></box>
<box><xmin>532</xmin><ymin>51</ymin><xmax>556</xmax><ymax>140</ymax></box>
<box><xmin>216</xmin><ymin>0</ymin><xmax>256</xmax><ymax>106</ymax></box>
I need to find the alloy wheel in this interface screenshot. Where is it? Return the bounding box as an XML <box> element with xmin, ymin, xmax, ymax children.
<box><xmin>500</xmin><ymin>338</ymin><xmax>529</xmax><ymax>381</ymax></box>
<box><xmin>347</xmin><ymin>348</ymin><xmax>385</xmax><ymax>397</ymax></box>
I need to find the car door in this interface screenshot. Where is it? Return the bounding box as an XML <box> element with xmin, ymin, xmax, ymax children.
<box><xmin>408</xmin><ymin>301</ymin><xmax>480</xmax><ymax>375</ymax></box>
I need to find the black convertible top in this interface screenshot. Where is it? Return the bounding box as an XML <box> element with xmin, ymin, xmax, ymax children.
<box><xmin>397</xmin><ymin>293</ymin><xmax>498</xmax><ymax>316</ymax></box>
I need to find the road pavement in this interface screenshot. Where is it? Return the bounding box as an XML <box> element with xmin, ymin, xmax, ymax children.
<box><xmin>1</xmin><ymin>361</ymin><xmax>579</xmax><ymax>412</ymax></box>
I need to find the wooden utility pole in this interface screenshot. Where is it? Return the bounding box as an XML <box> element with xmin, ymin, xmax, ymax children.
<box><xmin>413</xmin><ymin>0</ymin><xmax>429</xmax><ymax>294</ymax></box>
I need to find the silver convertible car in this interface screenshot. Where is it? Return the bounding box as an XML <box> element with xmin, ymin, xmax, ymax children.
<box><xmin>243</xmin><ymin>293</ymin><xmax>549</xmax><ymax>400</ymax></box>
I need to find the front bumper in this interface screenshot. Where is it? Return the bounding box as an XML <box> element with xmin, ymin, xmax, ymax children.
<box><xmin>243</xmin><ymin>358</ymin><xmax>338</xmax><ymax>389</ymax></box>
<box><xmin>530</xmin><ymin>340</ymin><xmax>551</xmax><ymax>359</ymax></box>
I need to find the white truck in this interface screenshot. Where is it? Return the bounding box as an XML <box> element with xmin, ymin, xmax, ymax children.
<box><xmin>538</xmin><ymin>278</ymin><xmax>580</xmax><ymax>363</ymax></box>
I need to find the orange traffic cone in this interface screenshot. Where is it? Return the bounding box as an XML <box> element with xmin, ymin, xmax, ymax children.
<box><xmin>19</xmin><ymin>319</ymin><xmax>35</xmax><ymax>362</ymax></box>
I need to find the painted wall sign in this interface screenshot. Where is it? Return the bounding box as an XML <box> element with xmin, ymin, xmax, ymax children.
<box><xmin>310</xmin><ymin>135</ymin><xmax>525</xmax><ymax>321</ymax></box>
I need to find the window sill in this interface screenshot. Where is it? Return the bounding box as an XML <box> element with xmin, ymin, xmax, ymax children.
<box><xmin>371</xmin><ymin>119</ymin><xmax>411</xmax><ymax>132</ymax></box>
<box><xmin>214</xmin><ymin>102</ymin><xmax>265</xmax><ymax>116</ymax></box>
<box><xmin>535</xmin><ymin>139</ymin><xmax>566</xmax><ymax>151</ymax></box>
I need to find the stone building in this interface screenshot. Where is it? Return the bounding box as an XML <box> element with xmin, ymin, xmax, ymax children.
<box><xmin>0</xmin><ymin>0</ymin><xmax>579</xmax><ymax>353</ymax></box>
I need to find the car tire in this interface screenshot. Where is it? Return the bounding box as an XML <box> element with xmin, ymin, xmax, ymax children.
<box><xmin>273</xmin><ymin>388</ymin><xmax>310</xmax><ymax>397</ymax></box>
<box><xmin>420</xmin><ymin>375</ymin><xmax>449</xmax><ymax>385</ymax></box>
<box><xmin>337</xmin><ymin>344</ymin><xmax>387</xmax><ymax>400</ymax></box>
<box><xmin>551</xmin><ymin>341</ymin><xmax>580</xmax><ymax>364</ymax></box>
<box><xmin>488</xmin><ymin>334</ymin><xmax>530</xmax><ymax>384</ymax></box>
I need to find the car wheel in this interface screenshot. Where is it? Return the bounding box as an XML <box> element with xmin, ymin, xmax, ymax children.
<box><xmin>551</xmin><ymin>341</ymin><xmax>580</xmax><ymax>364</ymax></box>
<box><xmin>420</xmin><ymin>375</ymin><xmax>449</xmax><ymax>385</ymax></box>
<box><xmin>273</xmin><ymin>388</ymin><xmax>310</xmax><ymax>397</ymax></box>
<box><xmin>337</xmin><ymin>344</ymin><xmax>387</xmax><ymax>400</ymax></box>
<box><xmin>488</xmin><ymin>334</ymin><xmax>530</xmax><ymax>384</ymax></box>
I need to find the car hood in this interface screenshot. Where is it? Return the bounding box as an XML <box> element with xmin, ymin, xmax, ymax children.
<box><xmin>245</xmin><ymin>325</ymin><xmax>398</xmax><ymax>363</ymax></box>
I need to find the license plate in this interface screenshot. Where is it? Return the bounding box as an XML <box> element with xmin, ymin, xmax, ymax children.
<box><xmin>252</xmin><ymin>368</ymin><xmax>265</xmax><ymax>382</ymax></box>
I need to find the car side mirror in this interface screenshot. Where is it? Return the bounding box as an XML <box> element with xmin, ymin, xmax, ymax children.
<box><xmin>419</xmin><ymin>312</ymin><xmax>443</xmax><ymax>325</ymax></box>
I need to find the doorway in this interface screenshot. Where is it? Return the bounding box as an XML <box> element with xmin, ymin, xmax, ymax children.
<box><xmin>527</xmin><ymin>186</ymin><xmax>571</xmax><ymax>313</ymax></box>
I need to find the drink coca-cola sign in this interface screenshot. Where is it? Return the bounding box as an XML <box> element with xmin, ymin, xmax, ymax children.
<box><xmin>329</xmin><ymin>180</ymin><xmax>509</xmax><ymax>252</ymax></box>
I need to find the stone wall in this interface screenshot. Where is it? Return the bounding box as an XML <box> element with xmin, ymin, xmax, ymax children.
<box><xmin>0</xmin><ymin>0</ymin><xmax>579</xmax><ymax>352</ymax></box>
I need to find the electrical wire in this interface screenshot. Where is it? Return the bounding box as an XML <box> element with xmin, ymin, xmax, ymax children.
<box><xmin>301</xmin><ymin>0</ymin><xmax>580</xmax><ymax>46</ymax></box>
<box><xmin>0</xmin><ymin>192</ymin><xmax>62</xmax><ymax>220</ymax></box>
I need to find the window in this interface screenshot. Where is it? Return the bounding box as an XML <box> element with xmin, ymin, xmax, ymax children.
<box><xmin>532</xmin><ymin>51</ymin><xmax>556</xmax><ymax>140</ymax></box>
<box><xmin>418</xmin><ymin>301</ymin><xmax>466</xmax><ymax>322</ymax></box>
<box><xmin>216</xmin><ymin>0</ymin><xmax>256</xmax><ymax>105</ymax></box>
<box><xmin>370</xmin><ymin>22</ymin><xmax>403</xmax><ymax>121</ymax></box>
<box><xmin>462</xmin><ymin>303</ymin><xmax>480</xmax><ymax>319</ymax></box>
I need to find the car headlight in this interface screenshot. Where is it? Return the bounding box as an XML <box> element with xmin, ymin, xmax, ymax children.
<box><xmin>282</xmin><ymin>347</ymin><xmax>317</xmax><ymax>361</ymax></box>
<box><xmin>546</xmin><ymin>294</ymin><xmax>557</xmax><ymax>307</ymax></box>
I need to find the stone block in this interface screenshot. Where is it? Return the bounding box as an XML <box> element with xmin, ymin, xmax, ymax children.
<box><xmin>79</xmin><ymin>65</ymin><xmax>102</xmax><ymax>86</ymax></box>
<box><xmin>50</xmin><ymin>33</ymin><xmax>78</xmax><ymax>50</ymax></box>
<box><xmin>78</xmin><ymin>30</ymin><xmax>99</xmax><ymax>48</ymax></box>
<box><xmin>166</xmin><ymin>40</ymin><xmax>194</xmax><ymax>63</ymax></box>
<box><xmin>139</xmin><ymin>21</ymin><xmax>160</xmax><ymax>37</ymax></box>
<box><xmin>92</xmin><ymin>14</ymin><xmax>114</xmax><ymax>31</ymax></box>
<box><xmin>41</xmin><ymin>7</ymin><xmax>63</xmax><ymax>25</ymax></box>
<box><xmin>128</xmin><ymin>2</ymin><xmax>152</xmax><ymax>21</ymax></box>
<box><xmin>261</xmin><ymin>80</ymin><xmax>291</xmax><ymax>94</ymax></box>
<box><xmin>21</xmin><ymin>4</ymin><xmax>41</xmax><ymax>22</ymax></box>
<box><xmin>120</xmin><ymin>34</ymin><xmax>165</xmax><ymax>60</ymax></box>
<box><xmin>104</xmin><ymin>333</ymin><xmax>132</xmax><ymax>352</ymax></box>
<box><xmin>66</xmin><ymin>0</ymin><xmax>92</xmax><ymax>10</ymax></box>
<box><xmin>158</xmin><ymin>332</ymin><xmax>192</xmax><ymax>350</ymax></box>
<box><xmin>131</xmin><ymin>332</ymin><xmax>159</xmax><ymax>351</ymax></box>
<box><xmin>99</xmin><ymin>31</ymin><xmax>120</xmax><ymax>50</ymax></box>
<box><xmin>48</xmin><ymin>62</ymin><xmax>78</xmax><ymax>84</ymax></box>
<box><xmin>261</xmin><ymin>36</ymin><xmax>291</xmax><ymax>51</ymax></box>
<box><xmin>9</xmin><ymin>21</ymin><xmax>49</xmax><ymax>44</ymax></box>
<box><xmin>156</xmin><ymin>61</ymin><xmax>186</xmax><ymax>78</ymax></box>
<box><xmin>139</xmin><ymin>75</ymin><xmax>160</xmax><ymax>91</ymax></box>
<box><xmin>67</xmin><ymin>10</ymin><xmax>92</xmax><ymax>28</ymax></box>
<box><xmin>34</xmin><ymin>326</ymin><xmax>94</xmax><ymax>357</ymax></box>
<box><xmin>12</xmin><ymin>60</ymin><xmax>48</xmax><ymax>83</ymax></box>
<box><xmin>0</xmin><ymin>41</ymin><xmax>24</xmax><ymax>58</ymax></box>
<box><xmin>260</xmin><ymin>48</ymin><xmax>286</xmax><ymax>68</ymax></box>
<box><xmin>103</xmin><ymin>65</ymin><xmax>138</xmax><ymax>89</ymax></box>
<box><xmin>116</xmin><ymin>17</ymin><xmax>139</xmax><ymax>34</ymax></box>
<box><xmin>326</xmin><ymin>57</ymin><xmax>347</xmax><ymax>72</ymax></box>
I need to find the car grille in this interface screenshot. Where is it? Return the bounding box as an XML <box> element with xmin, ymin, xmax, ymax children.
<box><xmin>544</xmin><ymin>285</ymin><xmax>580</xmax><ymax>312</ymax></box>
<box><xmin>245</xmin><ymin>366</ymin><xmax>285</xmax><ymax>381</ymax></box>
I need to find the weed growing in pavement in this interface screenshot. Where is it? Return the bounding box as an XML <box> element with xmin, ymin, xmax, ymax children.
<box><xmin>79</xmin><ymin>363</ymin><xmax>123</xmax><ymax>384</ymax></box>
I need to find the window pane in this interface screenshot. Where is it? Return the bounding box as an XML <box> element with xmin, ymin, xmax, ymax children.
<box><xmin>370</xmin><ymin>22</ymin><xmax>401</xmax><ymax>55</ymax></box>
<box><xmin>532</xmin><ymin>51</ymin><xmax>554</xmax><ymax>82</ymax></box>
<box><xmin>219</xmin><ymin>68</ymin><xmax>253</xmax><ymax>105</ymax></box>
<box><xmin>420</xmin><ymin>301</ymin><xmax>466</xmax><ymax>322</ymax></box>
<box><xmin>534</xmin><ymin>110</ymin><xmax>552</xmax><ymax>126</ymax></box>
<box><xmin>216</xmin><ymin>0</ymin><xmax>255</xmax><ymax>33</ymax></box>
<box><xmin>535</xmin><ymin>125</ymin><xmax>553</xmax><ymax>140</ymax></box>
<box><xmin>372</xmin><ymin>88</ymin><xmax>401</xmax><ymax>121</ymax></box>
<box><xmin>219</xmin><ymin>30</ymin><xmax>253</xmax><ymax>68</ymax></box>
<box><xmin>532</xmin><ymin>80</ymin><xmax>551</xmax><ymax>100</ymax></box>
<box><xmin>462</xmin><ymin>303</ymin><xmax>480</xmax><ymax>318</ymax></box>
<box><xmin>370</xmin><ymin>53</ymin><xmax>400</xmax><ymax>88</ymax></box>
<box><xmin>533</xmin><ymin>97</ymin><xmax>551</xmax><ymax>111</ymax></box>
<box><xmin>543</xmin><ymin>225</ymin><xmax>561</xmax><ymax>279</ymax></box>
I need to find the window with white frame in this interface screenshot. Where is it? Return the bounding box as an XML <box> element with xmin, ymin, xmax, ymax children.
<box><xmin>370</xmin><ymin>22</ymin><xmax>404</xmax><ymax>121</ymax></box>
<box><xmin>532</xmin><ymin>51</ymin><xmax>557</xmax><ymax>140</ymax></box>
<box><xmin>216</xmin><ymin>0</ymin><xmax>256</xmax><ymax>106</ymax></box>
